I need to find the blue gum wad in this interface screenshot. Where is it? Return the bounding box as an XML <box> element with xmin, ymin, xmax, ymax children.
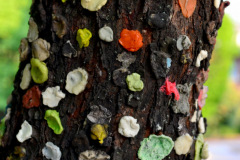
<box><xmin>126</xmin><ymin>73</ymin><xmax>144</xmax><ymax>92</ymax></box>
<box><xmin>167</xmin><ymin>58</ymin><xmax>172</xmax><ymax>69</ymax></box>
<box><xmin>44</xmin><ymin>110</ymin><xmax>63</xmax><ymax>135</ymax></box>
<box><xmin>194</xmin><ymin>134</ymin><xmax>204</xmax><ymax>160</ymax></box>
<box><xmin>76</xmin><ymin>28</ymin><xmax>92</xmax><ymax>48</ymax></box>
<box><xmin>138</xmin><ymin>134</ymin><xmax>174</xmax><ymax>160</ymax></box>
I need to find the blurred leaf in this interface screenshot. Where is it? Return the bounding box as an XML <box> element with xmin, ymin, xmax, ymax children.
<box><xmin>0</xmin><ymin>0</ymin><xmax>30</xmax><ymax>38</ymax></box>
<box><xmin>0</xmin><ymin>0</ymin><xmax>31</xmax><ymax>110</ymax></box>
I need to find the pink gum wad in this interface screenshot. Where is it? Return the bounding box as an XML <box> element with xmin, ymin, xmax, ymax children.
<box><xmin>160</xmin><ymin>78</ymin><xmax>180</xmax><ymax>101</ymax></box>
<box><xmin>198</xmin><ymin>86</ymin><xmax>208</xmax><ymax>110</ymax></box>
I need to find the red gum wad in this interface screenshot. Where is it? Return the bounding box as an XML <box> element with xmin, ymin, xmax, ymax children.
<box><xmin>160</xmin><ymin>78</ymin><xmax>180</xmax><ymax>101</ymax></box>
<box><xmin>22</xmin><ymin>86</ymin><xmax>41</xmax><ymax>109</ymax></box>
<box><xmin>119</xmin><ymin>29</ymin><xmax>143</xmax><ymax>52</ymax></box>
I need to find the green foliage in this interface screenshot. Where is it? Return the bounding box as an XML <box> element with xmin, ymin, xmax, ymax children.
<box><xmin>0</xmin><ymin>119</ymin><xmax>6</xmax><ymax>143</ymax></box>
<box><xmin>203</xmin><ymin>15</ymin><xmax>239</xmax><ymax>136</ymax></box>
<box><xmin>0</xmin><ymin>0</ymin><xmax>31</xmax><ymax>51</ymax></box>
<box><xmin>210</xmin><ymin>81</ymin><xmax>240</xmax><ymax>137</ymax></box>
<box><xmin>0</xmin><ymin>54</ymin><xmax>18</xmax><ymax>110</ymax></box>
<box><xmin>0</xmin><ymin>0</ymin><xmax>31</xmax><ymax>110</ymax></box>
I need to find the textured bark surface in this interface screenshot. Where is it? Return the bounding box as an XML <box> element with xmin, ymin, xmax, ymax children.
<box><xmin>0</xmin><ymin>0</ymin><xmax>226</xmax><ymax>159</ymax></box>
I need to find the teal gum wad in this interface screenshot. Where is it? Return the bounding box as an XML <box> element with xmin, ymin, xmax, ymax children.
<box><xmin>31</xmin><ymin>58</ymin><xmax>48</xmax><ymax>84</ymax></box>
<box><xmin>126</xmin><ymin>73</ymin><xmax>144</xmax><ymax>92</ymax></box>
<box><xmin>138</xmin><ymin>134</ymin><xmax>174</xmax><ymax>160</ymax></box>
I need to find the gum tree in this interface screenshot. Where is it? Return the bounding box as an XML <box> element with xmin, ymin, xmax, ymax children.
<box><xmin>0</xmin><ymin>0</ymin><xmax>229</xmax><ymax>159</ymax></box>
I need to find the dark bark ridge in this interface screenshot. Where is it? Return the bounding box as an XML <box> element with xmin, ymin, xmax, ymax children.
<box><xmin>0</xmin><ymin>0</ymin><xmax>226</xmax><ymax>160</ymax></box>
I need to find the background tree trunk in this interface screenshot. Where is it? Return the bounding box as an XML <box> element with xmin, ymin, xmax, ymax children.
<box><xmin>0</xmin><ymin>0</ymin><xmax>226</xmax><ymax>159</ymax></box>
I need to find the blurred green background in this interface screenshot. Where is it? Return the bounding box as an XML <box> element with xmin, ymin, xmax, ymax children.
<box><xmin>0</xmin><ymin>0</ymin><xmax>31</xmax><ymax>116</ymax></box>
<box><xmin>203</xmin><ymin>15</ymin><xmax>240</xmax><ymax>137</ymax></box>
<box><xmin>0</xmin><ymin>0</ymin><xmax>240</xmax><ymax>138</ymax></box>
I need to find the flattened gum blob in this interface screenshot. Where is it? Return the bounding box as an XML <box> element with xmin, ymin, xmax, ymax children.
<box><xmin>119</xmin><ymin>29</ymin><xmax>143</xmax><ymax>52</ymax></box>
<box><xmin>31</xmin><ymin>58</ymin><xmax>48</xmax><ymax>84</ymax></box>
<box><xmin>44</xmin><ymin>110</ymin><xmax>64</xmax><ymax>135</ymax></box>
<box><xmin>76</xmin><ymin>28</ymin><xmax>92</xmax><ymax>48</ymax></box>
<box><xmin>22</xmin><ymin>86</ymin><xmax>41</xmax><ymax>109</ymax></box>
<box><xmin>160</xmin><ymin>78</ymin><xmax>180</xmax><ymax>100</ymax></box>
<box><xmin>138</xmin><ymin>134</ymin><xmax>174</xmax><ymax>160</ymax></box>
<box><xmin>126</xmin><ymin>73</ymin><xmax>144</xmax><ymax>92</ymax></box>
<box><xmin>90</xmin><ymin>124</ymin><xmax>108</xmax><ymax>144</ymax></box>
<box><xmin>178</xmin><ymin>0</ymin><xmax>197</xmax><ymax>18</ymax></box>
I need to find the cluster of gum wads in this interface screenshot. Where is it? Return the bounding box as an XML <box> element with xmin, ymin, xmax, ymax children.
<box><xmin>0</xmin><ymin>0</ymin><xmax>222</xmax><ymax>159</ymax></box>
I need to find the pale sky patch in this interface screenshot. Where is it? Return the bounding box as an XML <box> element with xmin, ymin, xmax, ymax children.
<box><xmin>225</xmin><ymin>0</ymin><xmax>240</xmax><ymax>25</ymax></box>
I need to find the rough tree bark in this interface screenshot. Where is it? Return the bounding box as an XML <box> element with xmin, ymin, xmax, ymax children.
<box><xmin>0</xmin><ymin>0</ymin><xmax>228</xmax><ymax>159</ymax></box>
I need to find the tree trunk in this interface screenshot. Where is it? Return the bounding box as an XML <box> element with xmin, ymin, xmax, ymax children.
<box><xmin>0</xmin><ymin>0</ymin><xmax>228</xmax><ymax>159</ymax></box>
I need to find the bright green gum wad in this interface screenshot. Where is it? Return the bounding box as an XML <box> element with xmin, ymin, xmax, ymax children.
<box><xmin>44</xmin><ymin>110</ymin><xmax>63</xmax><ymax>135</ymax></box>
